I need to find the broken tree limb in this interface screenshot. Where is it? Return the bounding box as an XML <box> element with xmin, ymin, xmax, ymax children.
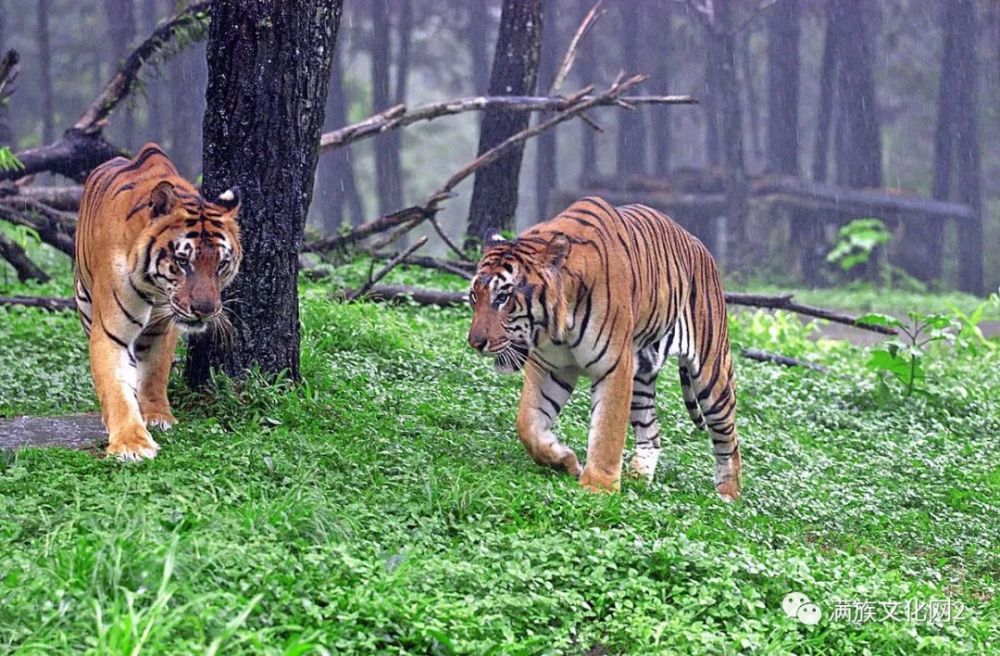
<box><xmin>369</xmin><ymin>253</ymin><xmax>475</xmax><ymax>280</ymax></box>
<box><xmin>74</xmin><ymin>1</ymin><xmax>210</xmax><ymax>132</ymax></box>
<box><xmin>318</xmin><ymin>92</ymin><xmax>696</xmax><ymax>153</ymax></box>
<box><xmin>724</xmin><ymin>292</ymin><xmax>898</xmax><ymax>335</ymax></box>
<box><xmin>310</xmin><ymin>74</ymin><xmax>690</xmax><ymax>262</ymax></box>
<box><xmin>9</xmin><ymin>185</ymin><xmax>83</xmax><ymax>212</ymax></box>
<box><xmin>338</xmin><ymin>284</ymin><xmax>898</xmax><ymax>336</ymax></box>
<box><xmin>0</xmin><ymin>197</ymin><xmax>76</xmax><ymax>255</ymax></box>
<box><xmin>0</xmin><ymin>295</ymin><xmax>73</xmax><ymax>311</ymax></box>
<box><xmin>301</xmin><ymin>205</ymin><xmax>430</xmax><ymax>254</ymax></box>
<box><xmin>348</xmin><ymin>237</ymin><xmax>429</xmax><ymax>301</ymax></box>
<box><xmin>740</xmin><ymin>348</ymin><xmax>828</xmax><ymax>372</ymax></box>
<box><xmin>0</xmin><ymin>2</ymin><xmax>210</xmax><ymax>184</ymax></box>
<box><xmin>0</xmin><ymin>233</ymin><xmax>49</xmax><ymax>283</ymax></box>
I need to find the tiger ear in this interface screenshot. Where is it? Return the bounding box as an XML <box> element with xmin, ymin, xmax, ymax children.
<box><xmin>545</xmin><ymin>233</ymin><xmax>569</xmax><ymax>270</ymax></box>
<box><xmin>483</xmin><ymin>232</ymin><xmax>507</xmax><ymax>251</ymax></box>
<box><xmin>217</xmin><ymin>186</ymin><xmax>241</xmax><ymax>213</ymax></box>
<box><xmin>150</xmin><ymin>181</ymin><xmax>177</xmax><ymax>219</ymax></box>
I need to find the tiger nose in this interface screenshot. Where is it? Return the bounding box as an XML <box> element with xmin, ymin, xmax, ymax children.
<box><xmin>191</xmin><ymin>299</ymin><xmax>219</xmax><ymax>319</ymax></box>
<box><xmin>468</xmin><ymin>332</ymin><xmax>487</xmax><ymax>352</ymax></box>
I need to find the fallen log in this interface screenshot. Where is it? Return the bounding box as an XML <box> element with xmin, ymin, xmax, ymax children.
<box><xmin>740</xmin><ymin>348</ymin><xmax>828</xmax><ymax>372</ymax></box>
<box><xmin>0</xmin><ymin>2</ymin><xmax>210</xmax><ymax>184</ymax></box>
<box><xmin>0</xmin><ymin>197</ymin><xmax>76</xmax><ymax>255</ymax></box>
<box><xmin>341</xmin><ymin>284</ymin><xmax>897</xmax><ymax>336</ymax></box>
<box><xmin>0</xmin><ymin>233</ymin><xmax>49</xmax><ymax>283</ymax></box>
<box><xmin>0</xmin><ymin>295</ymin><xmax>74</xmax><ymax>311</ymax></box>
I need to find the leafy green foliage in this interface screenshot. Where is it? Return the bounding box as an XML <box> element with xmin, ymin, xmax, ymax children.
<box><xmin>0</xmin><ymin>146</ymin><xmax>24</xmax><ymax>173</ymax></box>
<box><xmin>949</xmin><ymin>290</ymin><xmax>1000</xmax><ymax>354</ymax></box>
<box><xmin>859</xmin><ymin>312</ymin><xmax>959</xmax><ymax>396</ymax></box>
<box><xmin>826</xmin><ymin>218</ymin><xmax>892</xmax><ymax>272</ymax></box>
<box><xmin>0</xmin><ymin>270</ymin><xmax>998</xmax><ymax>653</ymax></box>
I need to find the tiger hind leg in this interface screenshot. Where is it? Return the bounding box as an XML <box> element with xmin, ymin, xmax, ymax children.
<box><xmin>680</xmin><ymin>354</ymin><xmax>741</xmax><ymax>501</ymax></box>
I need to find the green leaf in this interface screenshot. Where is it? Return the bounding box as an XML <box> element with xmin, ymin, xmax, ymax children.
<box><xmin>857</xmin><ymin>313</ymin><xmax>904</xmax><ymax>329</ymax></box>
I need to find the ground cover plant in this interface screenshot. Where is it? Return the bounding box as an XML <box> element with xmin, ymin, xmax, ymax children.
<box><xmin>0</xmin><ymin>263</ymin><xmax>998</xmax><ymax>654</ymax></box>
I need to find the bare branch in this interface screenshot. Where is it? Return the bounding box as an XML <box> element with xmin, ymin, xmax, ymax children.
<box><xmin>318</xmin><ymin>92</ymin><xmax>696</xmax><ymax>153</ymax></box>
<box><xmin>550</xmin><ymin>1</ymin><xmax>606</xmax><ymax>94</ymax></box>
<box><xmin>725</xmin><ymin>292</ymin><xmax>898</xmax><ymax>335</ymax></box>
<box><xmin>75</xmin><ymin>1</ymin><xmax>211</xmax><ymax>131</ymax></box>
<box><xmin>348</xmin><ymin>237</ymin><xmax>429</xmax><ymax>301</ymax></box>
<box><xmin>301</xmin><ymin>205</ymin><xmax>430</xmax><ymax>254</ymax></box>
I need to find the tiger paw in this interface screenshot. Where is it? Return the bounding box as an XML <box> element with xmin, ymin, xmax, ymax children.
<box><xmin>107</xmin><ymin>424</ymin><xmax>160</xmax><ymax>461</ymax></box>
<box><xmin>142</xmin><ymin>406</ymin><xmax>177</xmax><ymax>430</ymax></box>
<box><xmin>579</xmin><ymin>466</ymin><xmax>620</xmax><ymax>493</ymax></box>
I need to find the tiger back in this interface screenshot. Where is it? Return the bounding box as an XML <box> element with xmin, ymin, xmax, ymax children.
<box><xmin>75</xmin><ymin>143</ymin><xmax>242</xmax><ymax>460</ymax></box>
<box><xmin>467</xmin><ymin>196</ymin><xmax>741</xmax><ymax>500</ymax></box>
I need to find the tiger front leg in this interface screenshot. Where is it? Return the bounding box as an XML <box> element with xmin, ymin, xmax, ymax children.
<box><xmin>579</xmin><ymin>353</ymin><xmax>635</xmax><ymax>492</ymax></box>
<box><xmin>136</xmin><ymin>323</ymin><xmax>180</xmax><ymax>429</ymax></box>
<box><xmin>89</xmin><ymin>323</ymin><xmax>159</xmax><ymax>461</ymax></box>
<box><xmin>515</xmin><ymin>367</ymin><xmax>582</xmax><ymax>477</ymax></box>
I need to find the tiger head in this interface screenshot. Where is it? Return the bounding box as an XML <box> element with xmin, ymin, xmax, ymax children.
<box><xmin>468</xmin><ymin>232</ymin><xmax>570</xmax><ymax>373</ymax></box>
<box><xmin>137</xmin><ymin>181</ymin><xmax>243</xmax><ymax>333</ymax></box>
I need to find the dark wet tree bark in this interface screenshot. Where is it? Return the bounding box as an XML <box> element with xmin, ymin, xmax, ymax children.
<box><xmin>465</xmin><ymin>0</ymin><xmax>543</xmax><ymax>245</ymax></box>
<box><xmin>37</xmin><ymin>0</ymin><xmax>55</xmax><ymax>144</ymax></box>
<box><xmin>616</xmin><ymin>0</ymin><xmax>646</xmax><ymax>177</ymax></box>
<box><xmin>186</xmin><ymin>0</ymin><xmax>340</xmax><ymax>386</ymax></box>
<box><xmin>948</xmin><ymin>0</ymin><xmax>983</xmax><ymax>294</ymax></box>
<box><xmin>103</xmin><ymin>0</ymin><xmax>137</xmax><ymax>149</ymax></box>
<box><xmin>318</xmin><ymin>52</ymin><xmax>365</xmax><ymax>232</ymax></box>
<box><xmin>766</xmin><ymin>0</ymin><xmax>799</xmax><ymax>176</ymax></box>
<box><xmin>830</xmin><ymin>0</ymin><xmax>881</xmax><ymax>189</ymax></box>
<box><xmin>703</xmin><ymin>37</ymin><xmax>723</xmax><ymax>168</ymax></box>
<box><xmin>811</xmin><ymin>7</ymin><xmax>837</xmax><ymax>183</ymax></box>
<box><xmin>534</xmin><ymin>0</ymin><xmax>560</xmax><ymax>220</ymax></box>
<box><xmin>370</xmin><ymin>0</ymin><xmax>404</xmax><ymax>218</ymax></box>
<box><xmin>704</xmin><ymin>2</ymin><xmax>748</xmax><ymax>265</ymax></box>
<box><xmin>740</xmin><ymin>29</ymin><xmax>762</xmax><ymax>167</ymax></box>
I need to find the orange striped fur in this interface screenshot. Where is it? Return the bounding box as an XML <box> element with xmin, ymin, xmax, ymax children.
<box><xmin>75</xmin><ymin>143</ymin><xmax>242</xmax><ymax>460</ymax></box>
<box><xmin>468</xmin><ymin>197</ymin><xmax>741</xmax><ymax>500</ymax></box>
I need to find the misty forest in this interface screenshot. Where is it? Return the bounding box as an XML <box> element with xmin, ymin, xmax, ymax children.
<box><xmin>0</xmin><ymin>1</ymin><xmax>998</xmax><ymax>654</ymax></box>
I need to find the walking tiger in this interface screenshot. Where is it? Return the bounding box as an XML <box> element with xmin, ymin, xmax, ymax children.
<box><xmin>467</xmin><ymin>196</ymin><xmax>742</xmax><ymax>500</ymax></box>
<box><xmin>75</xmin><ymin>143</ymin><xmax>242</xmax><ymax>460</ymax></box>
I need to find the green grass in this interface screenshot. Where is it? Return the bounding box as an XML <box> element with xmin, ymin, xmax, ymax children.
<box><xmin>1</xmin><ymin>265</ymin><xmax>998</xmax><ymax>654</ymax></box>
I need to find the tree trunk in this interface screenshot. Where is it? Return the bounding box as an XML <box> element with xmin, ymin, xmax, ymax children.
<box><xmin>37</xmin><ymin>0</ymin><xmax>55</xmax><ymax>144</ymax></box>
<box><xmin>140</xmin><ymin>0</ymin><xmax>165</xmax><ymax>144</ymax></box>
<box><xmin>370</xmin><ymin>0</ymin><xmax>404</xmax><ymax>217</ymax></box>
<box><xmin>766</xmin><ymin>0</ymin><xmax>800</xmax><ymax>176</ymax></box>
<box><xmin>703</xmin><ymin>36</ymin><xmax>723</xmax><ymax>168</ymax></box>
<box><xmin>950</xmin><ymin>0</ymin><xmax>983</xmax><ymax>294</ymax></box>
<box><xmin>576</xmin><ymin>0</ymin><xmax>597</xmax><ymax>183</ymax></box>
<box><xmin>103</xmin><ymin>0</ymin><xmax>137</xmax><ymax>149</ymax></box>
<box><xmin>650</xmin><ymin>0</ymin><xmax>673</xmax><ymax>178</ymax></box>
<box><xmin>169</xmin><ymin>42</ymin><xmax>206</xmax><ymax>179</ymax></box>
<box><xmin>616</xmin><ymin>0</ymin><xmax>646</xmax><ymax>177</ymax></box>
<box><xmin>465</xmin><ymin>0</ymin><xmax>544</xmax><ymax>245</ymax></box>
<box><xmin>830</xmin><ymin>0</ymin><xmax>881</xmax><ymax>189</ymax></box>
<box><xmin>186</xmin><ymin>0</ymin><xmax>340</xmax><ymax>387</ymax></box>
<box><xmin>811</xmin><ymin>7</ymin><xmax>837</xmax><ymax>183</ymax></box>
<box><xmin>467</xmin><ymin>0</ymin><xmax>492</xmax><ymax>95</ymax></box>
<box><xmin>740</xmin><ymin>29</ymin><xmax>762</xmax><ymax>168</ymax></box>
<box><xmin>318</xmin><ymin>52</ymin><xmax>365</xmax><ymax>232</ymax></box>
<box><xmin>535</xmin><ymin>0</ymin><xmax>560</xmax><ymax>220</ymax></box>
<box><xmin>713</xmin><ymin>3</ymin><xmax>749</xmax><ymax>266</ymax></box>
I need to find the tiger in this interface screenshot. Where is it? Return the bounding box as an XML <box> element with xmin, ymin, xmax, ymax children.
<box><xmin>467</xmin><ymin>196</ymin><xmax>742</xmax><ymax>500</ymax></box>
<box><xmin>74</xmin><ymin>143</ymin><xmax>242</xmax><ymax>461</ymax></box>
